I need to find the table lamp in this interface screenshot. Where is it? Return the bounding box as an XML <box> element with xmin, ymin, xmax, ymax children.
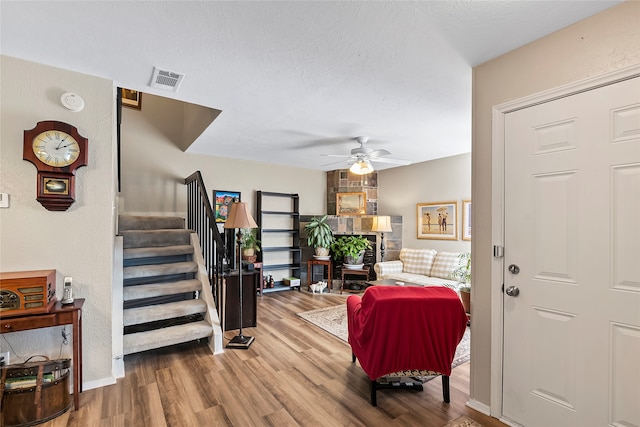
<box><xmin>224</xmin><ymin>201</ymin><xmax>258</xmax><ymax>349</ymax></box>
<box><xmin>372</xmin><ymin>216</ymin><xmax>392</xmax><ymax>261</ymax></box>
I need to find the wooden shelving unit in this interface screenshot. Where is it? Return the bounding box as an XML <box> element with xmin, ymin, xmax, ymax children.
<box><xmin>256</xmin><ymin>191</ymin><xmax>301</xmax><ymax>293</ymax></box>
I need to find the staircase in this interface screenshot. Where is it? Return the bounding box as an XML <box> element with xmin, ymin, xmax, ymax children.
<box><xmin>119</xmin><ymin>215</ymin><xmax>223</xmax><ymax>355</ymax></box>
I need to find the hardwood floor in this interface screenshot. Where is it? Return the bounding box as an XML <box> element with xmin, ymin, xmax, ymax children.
<box><xmin>43</xmin><ymin>289</ymin><xmax>507</xmax><ymax>427</ymax></box>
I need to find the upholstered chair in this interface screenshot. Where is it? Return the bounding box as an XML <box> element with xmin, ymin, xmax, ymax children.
<box><xmin>347</xmin><ymin>285</ymin><xmax>467</xmax><ymax>406</ymax></box>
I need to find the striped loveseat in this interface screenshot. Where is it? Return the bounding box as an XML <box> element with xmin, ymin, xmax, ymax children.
<box><xmin>373</xmin><ymin>248</ymin><xmax>463</xmax><ymax>289</ymax></box>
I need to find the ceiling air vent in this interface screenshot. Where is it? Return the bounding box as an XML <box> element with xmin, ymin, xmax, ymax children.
<box><xmin>149</xmin><ymin>67</ymin><xmax>185</xmax><ymax>92</ymax></box>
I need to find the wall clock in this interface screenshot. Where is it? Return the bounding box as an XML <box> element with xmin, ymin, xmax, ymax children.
<box><xmin>23</xmin><ymin>121</ymin><xmax>88</xmax><ymax>211</ymax></box>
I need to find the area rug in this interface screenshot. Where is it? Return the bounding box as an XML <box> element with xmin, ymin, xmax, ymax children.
<box><xmin>443</xmin><ymin>415</ymin><xmax>485</xmax><ymax>427</ymax></box>
<box><xmin>297</xmin><ymin>304</ymin><xmax>470</xmax><ymax>370</ymax></box>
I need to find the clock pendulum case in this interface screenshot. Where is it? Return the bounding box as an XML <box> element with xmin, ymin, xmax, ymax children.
<box><xmin>23</xmin><ymin>121</ymin><xmax>88</xmax><ymax>211</ymax></box>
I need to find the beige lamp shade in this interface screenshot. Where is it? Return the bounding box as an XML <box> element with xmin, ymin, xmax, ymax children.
<box><xmin>372</xmin><ymin>215</ymin><xmax>392</xmax><ymax>233</ymax></box>
<box><xmin>224</xmin><ymin>202</ymin><xmax>258</xmax><ymax>229</ymax></box>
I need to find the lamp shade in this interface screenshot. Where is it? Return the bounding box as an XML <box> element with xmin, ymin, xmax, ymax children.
<box><xmin>349</xmin><ymin>159</ymin><xmax>374</xmax><ymax>175</ymax></box>
<box><xmin>372</xmin><ymin>215</ymin><xmax>392</xmax><ymax>233</ymax></box>
<box><xmin>224</xmin><ymin>202</ymin><xmax>258</xmax><ymax>229</ymax></box>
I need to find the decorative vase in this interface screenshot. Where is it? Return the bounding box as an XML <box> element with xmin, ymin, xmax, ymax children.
<box><xmin>344</xmin><ymin>251</ymin><xmax>365</xmax><ymax>265</ymax></box>
<box><xmin>315</xmin><ymin>247</ymin><xmax>330</xmax><ymax>257</ymax></box>
<box><xmin>242</xmin><ymin>248</ymin><xmax>255</xmax><ymax>257</ymax></box>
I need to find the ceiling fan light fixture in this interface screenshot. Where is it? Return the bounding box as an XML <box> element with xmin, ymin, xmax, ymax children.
<box><xmin>350</xmin><ymin>159</ymin><xmax>374</xmax><ymax>175</ymax></box>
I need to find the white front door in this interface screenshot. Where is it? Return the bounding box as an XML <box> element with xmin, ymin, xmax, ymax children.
<box><xmin>502</xmin><ymin>76</ymin><xmax>640</xmax><ymax>427</ymax></box>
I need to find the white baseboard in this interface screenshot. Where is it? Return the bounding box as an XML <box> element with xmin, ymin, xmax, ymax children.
<box><xmin>113</xmin><ymin>357</ymin><xmax>125</xmax><ymax>379</ymax></box>
<box><xmin>83</xmin><ymin>375</ymin><xmax>117</xmax><ymax>391</ymax></box>
<box><xmin>466</xmin><ymin>399</ymin><xmax>491</xmax><ymax>416</ymax></box>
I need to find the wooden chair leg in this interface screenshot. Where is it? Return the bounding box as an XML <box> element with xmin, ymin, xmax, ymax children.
<box><xmin>370</xmin><ymin>379</ymin><xmax>378</xmax><ymax>406</ymax></box>
<box><xmin>442</xmin><ymin>375</ymin><xmax>450</xmax><ymax>403</ymax></box>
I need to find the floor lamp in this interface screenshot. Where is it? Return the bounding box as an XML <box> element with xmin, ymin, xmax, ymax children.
<box><xmin>224</xmin><ymin>201</ymin><xmax>258</xmax><ymax>349</ymax></box>
<box><xmin>372</xmin><ymin>216</ymin><xmax>392</xmax><ymax>261</ymax></box>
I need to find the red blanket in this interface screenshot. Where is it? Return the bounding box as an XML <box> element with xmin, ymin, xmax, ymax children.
<box><xmin>347</xmin><ymin>286</ymin><xmax>467</xmax><ymax>380</ymax></box>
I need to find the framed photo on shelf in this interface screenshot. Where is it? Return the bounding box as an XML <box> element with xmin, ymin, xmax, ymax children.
<box><xmin>336</xmin><ymin>192</ymin><xmax>366</xmax><ymax>216</ymax></box>
<box><xmin>213</xmin><ymin>190</ymin><xmax>241</xmax><ymax>223</ymax></box>
<box><xmin>120</xmin><ymin>88</ymin><xmax>142</xmax><ymax>110</ymax></box>
<box><xmin>462</xmin><ymin>200</ymin><xmax>472</xmax><ymax>241</ymax></box>
<box><xmin>416</xmin><ymin>201</ymin><xmax>458</xmax><ymax>240</ymax></box>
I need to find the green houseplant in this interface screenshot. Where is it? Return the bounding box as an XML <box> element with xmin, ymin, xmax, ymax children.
<box><xmin>240</xmin><ymin>228</ymin><xmax>261</xmax><ymax>262</ymax></box>
<box><xmin>450</xmin><ymin>252</ymin><xmax>471</xmax><ymax>314</ymax></box>
<box><xmin>304</xmin><ymin>215</ymin><xmax>334</xmax><ymax>256</ymax></box>
<box><xmin>330</xmin><ymin>235</ymin><xmax>372</xmax><ymax>265</ymax></box>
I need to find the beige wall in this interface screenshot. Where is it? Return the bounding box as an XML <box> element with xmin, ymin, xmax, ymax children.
<box><xmin>472</xmin><ymin>1</ymin><xmax>640</xmax><ymax>410</ymax></box>
<box><xmin>0</xmin><ymin>55</ymin><xmax>117</xmax><ymax>388</ymax></box>
<box><xmin>378</xmin><ymin>153</ymin><xmax>471</xmax><ymax>253</ymax></box>
<box><xmin>119</xmin><ymin>93</ymin><xmax>326</xmax><ymax>217</ymax></box>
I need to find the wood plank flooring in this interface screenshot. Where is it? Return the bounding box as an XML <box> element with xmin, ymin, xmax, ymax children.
<box><xmin>41</xmin><ymin>289</ymin><xmax>507</xmax><ymax>427</ymax></box>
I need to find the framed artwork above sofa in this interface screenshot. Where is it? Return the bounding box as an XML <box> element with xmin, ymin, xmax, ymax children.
<box><xmin>416</xmin><ymin>201</ymin><xmax>458</xmax><ymax>240</ymax></box>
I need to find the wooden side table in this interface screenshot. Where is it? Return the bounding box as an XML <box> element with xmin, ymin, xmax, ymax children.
<box><xmin>307</xmin><ymin>259</ymin><xmax>332</xmax><ymax>292</ymax></box>
<box><xmin>340</xmin><ymin>266</ymin><xmax>370</xmax><ymax>294</ymax></box>
<box><xmin>1</xmin><ymin>299</ymin><xmax>84</xmax><ymax>410</ymax></box>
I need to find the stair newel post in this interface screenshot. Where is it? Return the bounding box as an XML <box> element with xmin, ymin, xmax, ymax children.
<box><xmin>224</xmin><ymin>202</ymin><xmax>258</xmax><ymax>349</ymax></box>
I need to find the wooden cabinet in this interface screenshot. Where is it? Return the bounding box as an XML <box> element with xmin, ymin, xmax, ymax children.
<box><xmin>222</xmin><ymin>271</ymin><xmax>258</xmax><ymax>331</ymax></box>
<box><xmin>0</xmin><ymin>299</ymin><xmax>84</xmax><ymax>411</ymax></box>
<box><xmin>256</xmin><ymin>191</ymin><xmax>301</xmax><ymax>293</ymax></box>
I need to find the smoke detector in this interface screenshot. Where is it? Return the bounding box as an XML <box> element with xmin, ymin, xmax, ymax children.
<box><xmin>149</xmin><ymin>67</ymin><xmax>185</xmax><ymax>92</ymax></box>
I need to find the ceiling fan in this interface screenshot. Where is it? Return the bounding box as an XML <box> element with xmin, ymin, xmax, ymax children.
<box><xmin>323</xmin><ymin>136</ymin><xmax>411</xmax><ymax>174</ymax></box>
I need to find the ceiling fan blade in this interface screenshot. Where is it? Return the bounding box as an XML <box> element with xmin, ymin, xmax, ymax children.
<box><xmin>322</xmin><ymin>154</ymin><xmax>353</xmax><ymax>158</ymax></box>
<box><xmin>369</xmin><ymin>157</ymin><xmax>411</xmax><ymax>165</ymax></box>
<box><xmin>367</xmin><ymin>149</ymin><xmax>392</xmax><ymax>158</ymax></box>
<box><xmin>321</xmin><ymin>159</ymin><xmax>352</xmax><ymax>167</ymax></box>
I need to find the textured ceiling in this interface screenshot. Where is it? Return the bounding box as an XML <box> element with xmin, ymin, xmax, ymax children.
<box><xmin>0</xmin><ymin>1</ymin><xmax>621</xmax><ymax>171</ymax></box>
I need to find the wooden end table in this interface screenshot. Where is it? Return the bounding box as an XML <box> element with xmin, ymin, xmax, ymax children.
<box><xmin>340</xmin><ymin>266</ymin><xmax>370</xmax><ymax>294</ymax></box>
<box><xmin>307</xmin><ymin>259</ymin><xmax>332</xmax><ymax>292</ymax></box>
<box><xmin>1</xmin><ymin>299</ymin><xmax>84</xmax><ymax>410</ymax></box>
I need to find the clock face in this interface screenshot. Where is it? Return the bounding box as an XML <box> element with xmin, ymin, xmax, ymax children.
<box><xmin>32</xmin><ymin>130</ymin><xmax>81</xmax><ymax>167</ymax></box>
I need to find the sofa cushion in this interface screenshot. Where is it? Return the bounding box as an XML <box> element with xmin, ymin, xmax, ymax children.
<box><xmin>399</xmin><ymin>248</ymin><xmax>437</xmax><ymax>275</ymax></box>
<box><xmin>430</xmin><ymin>252</ymin><xmax>463</xmax><ymax>280</ymax></box>
<box><xmin>378</xmin><ymin>272</ymin><xmax>458</xmax><ymax>290</ymax></box>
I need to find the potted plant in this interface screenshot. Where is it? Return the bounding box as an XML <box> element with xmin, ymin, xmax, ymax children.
<box><xmin>330</xmin><ymin>235</ymin><xmax>371</xmax><ymax>266</ymax></box>
<box><xmin>450</xmin><ymin>252</ymin><xmax>471</xmax><ymax>314</ymax></box>
<box><xmin>240</xmin><ymin>228</ymin><xmax>261</xmax><ymax>262</ymax></box>
<box><xmin>304</xmin><ymin>215</ymin><xmax>334</xmax><ymax>257</ymax></box>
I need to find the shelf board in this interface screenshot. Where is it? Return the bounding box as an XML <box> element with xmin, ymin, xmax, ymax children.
<box><xmin>262</xmin><ymin>247</ymin><xmax>301</xmax><ymax>252</ymax></box>
<box><xmin>261</xmin><ymin>211</ymin><xmax>300</xmax><ymax>216</ymax></box>
<box><xmin>262</xmin><ymin>263</ymin><xmax>302</xmax><ymax>271</ymax></box>
<box><xmin>262</xmin><ymin>229</ymin><xmax>299</xmax><ymax>233</ymax></box>
<box><xmin>262</xmin><ymin>284</ymin><xmax>296</xmax><ymax>293</ymax></box>
<box><xmin>259</xmin><ymin>191</ymin><xmax>299</xmax><ymax>199</ymax></box>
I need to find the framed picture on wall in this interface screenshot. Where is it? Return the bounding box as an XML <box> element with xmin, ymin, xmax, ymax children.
<box><xmin>121</xmin><ymin>88</ymin><xmax>142</xmax><ymax>110</ymax></box>
<box><xmin>416</xmin><ymin>201</ymin><xmax>458</xmax><ymax>240</ymax></box>
<box><xmin>336</xmin><ymin>192</ymin><xmax>367</xmax><ymax>216</ymax></box>
<box><xmin>462</xmin><ymin>200</ymin><xmax>472</xmax><ymax>241</ymax></box>
<box><xmin>213</xmin><ymin>190</ymin><xmax>241</xmax><ymax>223</ymax></box>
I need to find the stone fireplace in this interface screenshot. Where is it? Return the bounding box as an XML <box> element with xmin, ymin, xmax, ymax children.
<box><xmin>299</xmin><ymin>168</ymin><xmax>403</xmax><ymax>286</ymax></box>
<box><xmin>326</xmin><ymin>170</ymin><xmax>379</xmax><ymax>215</ymax></box>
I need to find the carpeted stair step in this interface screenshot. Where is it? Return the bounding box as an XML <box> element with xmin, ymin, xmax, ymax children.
<box><xmin>119</xmin><ymin>215</ymin><xmax>185</xmax><ymax>231</ymax></box>
<box><xmin>123</xmin><ymin>244</ymin><xmax>194</xmax><ymax>260</ymax></box>
<box><xmin>123</xmin><ymin>279</ymin><xmax>202</xmax><ymax>302</ymax></box>
<box><xmin>124</xmin><ymin>299</ymin><xmax>207</xmax><ymax>326</ymax></box>
<box><xmin>123</xmin><ymin>320</ymin><xmax>213</xmax><ymax>355</ymax></box>
<box><xmin>121</xmin><ymin>229</ymin><xmax>192</xmax><ymax>249</ymax></box>
<box><xmin>123</xmin><ymin>261</ymin><xmax>198</xmax><ymax>280</ymax></box>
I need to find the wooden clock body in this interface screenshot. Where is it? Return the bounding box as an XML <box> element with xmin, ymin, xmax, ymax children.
<box><xmin>23</xmin><ymin>121</ymin><xmax>88</xmax><ymax>211</ymax></box>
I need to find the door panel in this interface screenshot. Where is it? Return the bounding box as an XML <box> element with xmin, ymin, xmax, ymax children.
<box><xmin>503</xmin><ymin>77</ymin><xmax>640</xmax><ymax>427</ymax></box>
